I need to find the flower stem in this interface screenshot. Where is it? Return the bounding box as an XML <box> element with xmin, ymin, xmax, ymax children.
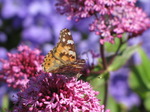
<box><xmin>100</xmin><ymin>43</ymin><xmax>107</xmax><ymax>70</ymax></box>
<box><xmin>104</xmin><ymin>79</ymin><xmax>108</xmax><ymax>110</ymax></box>
<box><xmin>99</xmin><ymin>42</ymin><xmax>108</xmax><ymax>110</ymax></box>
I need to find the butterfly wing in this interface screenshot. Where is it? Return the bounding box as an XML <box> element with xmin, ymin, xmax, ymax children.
<box><xmin>42</xmin><ymin>50</ymin><xmax>64</xmax><ymax>72</ymax></box>
<box><xmin>53</xmin><ymin>28</ymin><xmax>76</xmax><ymax>63</ymax></box>
<box><xmin>42</xmin><ymin>28</ymin><xmax>85</xmax><ymax>75</ymax></box>
<box><xmin>42</xmin><ymin>29</ymin><xmax>77</xmax><ymax>72</ymax></box>
<box><xmin>51</xmin><ymin>59</ymin><xmax>85</xmax><ymax>76</ymax></box>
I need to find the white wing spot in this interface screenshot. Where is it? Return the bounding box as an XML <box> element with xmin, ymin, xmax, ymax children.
<box><xmin>68</xmin><ymin>32</ymin><xmax>71</xmax><ymax>35</ymax></box>
<box><xmin>69</xmin><ymin>51</ymin><xmax>75</xmax><ymax>56</ymax></box>
<box><xmin>67</xmin><ymin>40</ymin><xmax>74</xmax><ymax>44</ymax></box>
<box><xmin>62</xmin><ymin>38</ymin><xmax>66</xmax><ymax>42</ymax></box>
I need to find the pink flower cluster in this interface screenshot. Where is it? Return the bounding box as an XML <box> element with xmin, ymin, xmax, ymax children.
<box><xmin>13</xmin><ymin>74</ymin><xmax>110</xmax><ymax>112</ymax></box>
<box><xmin>56</xmin><ymin>0</ymin><xmax>136</xmax><ymax>20</ymax></box>
<box><xmin>0</xmin><ymin>45</ymin><xmax>44</xmax><ymax>89</ymax></box>
<box><xmin>56</xmin><ymin>0</ymin><xmax>150</xmax><ymax>44</ymax></box>
<box><xmin>0</xmin><ymin>45</ymin><xmax>110</xmax><ymax>111</ymax></box>
<box><xmin>90</xmin><ymin>5</ymin><xmax>150</xmax><ymax>44</ymax></box>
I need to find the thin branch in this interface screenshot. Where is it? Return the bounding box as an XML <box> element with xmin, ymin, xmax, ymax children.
<box><xmin>99</xmin><ymin>41</ymin><xmax>108</xmax><ymax>110</ymax></box>
<box><xmin>104</xmin><ymin>79</ymin><xmax>108</xmax><ymax>110</ymax></box>
<box><xmin>100</xmin><ymin>43</ymin><xmax>107</xmax><ymax>70</ymax></box>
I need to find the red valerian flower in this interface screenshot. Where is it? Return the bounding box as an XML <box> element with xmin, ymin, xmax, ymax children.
<box><xmin>56</xmin><ymin>0</ymin><xmax>150</xmax><ymax>44</ymax></box>
<box><xmin>0</xmin><ymin>45</ymin><xmax>44</xmax><ymax>89</ymax></box>
<box><xmin>56</xmin><ymin>0</ymin><xmax>136</xmax><ymax>21</ymax></box>
<box><xmin>90</xmin><ymin>5</ymin><xmax>150</xmax><ymax>44</ymax></box>
<box><xmin>13</xmin><ymin>74</ymin><xmax>110</xmax><ymax>112</ymax></box>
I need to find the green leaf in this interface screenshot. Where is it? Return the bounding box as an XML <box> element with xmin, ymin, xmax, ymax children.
<box><xmin>144</xmin><ymin>93</ymin><xmax>150</xmax><ymax>111</ymax></box>
<box><xmin>87</xmin><ymin>73</ymin><xmax>105</xmax><ymax>100</ymax></box>
<box><xmin>137</xmin><ymin>48</ymin><xmax>150</xmax><ymax>85</ymax></box>
<box><xmin>129</xmin><ymin>48</ymin><xmax>150</xmax><ymax>98</ymax></box>
<box><xmin>107</xmin><ymin>96</ymin><xmax>123</xmax><ymax>112</ymax></box>
<box><xmin>108</xmin><ymin>45</ymin><xmax>139</xmax><ymax>71</ymax></box>
<box><xmin>105</xmin><ymin>36</ymin><xmax>127</xmax><ymax>53</ymax></box>
<box><xmin>129</xmin><ymin>68</ymin><xmax>148</xmax><ymax>98</ymax></box>
<box><xmin>1</xmin><ymin>94</ymin><xmax>9</xmax><ymax>112</ymax></box>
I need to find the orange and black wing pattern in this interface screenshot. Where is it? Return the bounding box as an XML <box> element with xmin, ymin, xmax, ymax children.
<box><xmin>42</xmin><ymin>28</ymin><xmax>85</xmax><ymax>75</ymax></box>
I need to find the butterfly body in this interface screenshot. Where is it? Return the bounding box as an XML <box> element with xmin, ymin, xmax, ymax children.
<box><xmin>42</xmin><ymin>29</ymin><xmax>85</xmax><ymax>76</ymax></box>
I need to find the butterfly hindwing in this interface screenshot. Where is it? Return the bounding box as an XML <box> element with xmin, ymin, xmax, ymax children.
<box><xmin>42</xmin><ymin>50</ymin><xmax>64</xmax><ymax>72</ymax></box>
<box><xmin>51</xmin><ymin>59</ymin><xmax>85</xmax><ymax>75</ymax></box>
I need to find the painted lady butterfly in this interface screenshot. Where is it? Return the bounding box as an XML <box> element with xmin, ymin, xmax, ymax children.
<box><xmin>42</xmin><ymin>28</ymin><xmax>85</xmax><ymax>76</ymax></box>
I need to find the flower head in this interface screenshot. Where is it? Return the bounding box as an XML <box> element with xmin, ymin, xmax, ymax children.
<box><xmin>56</xmin><ymin>0</ymin><xmax>150</xmax><ymax>44</ymax></box>
<box><xmin>13</xmin><ymin>74</ymin><xmax>109</xmax><ymax>112</ymax></box>
<box><xmin>0</xmin><ymin>45</ymin><xmax>44</xmax><ymax>89</ymax></box>
<box><xmin>56</xmin><ymin>0</ymin><xmax>136</xmax><ymax>21</ymax></box>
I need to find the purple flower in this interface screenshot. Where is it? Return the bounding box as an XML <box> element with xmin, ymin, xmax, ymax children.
<box><xmin>27</xmin><ymin>0</ymin><xmax>51</xmax><ymax>16</ymax></box>
<box><xmin>22</xmin><ymin>25</ymin><xmax>52</xmax><ymax>45</ymax></box>
<box><xmin>77</xmin><ymin>33</ymin><xmax>100</xmax><ymax>71</ymax></box>
<box><xmin>42</xmin><ymin>43</ymin><xmax>54</xmax><ymax>55</ymax></box>
<box><xmin>1</xmin><ymin>0</ymin><xmax>52</xmax><ymax>18</ymax></box>
<box><xmin>0</xmin><ymin>32</ymin><xmax>7</xmax><ymax>43</ymax></box>
<box><xmin>127</xmin><ymin>36</ymin><xmax>142</xmax><ymax>65</ymax></box>
<box><xmin>73</xmin><ymin>18</ymin><xmax>93</xmax><ymax>33</ymax></box>
<box><xmin>0</xmin><ymin>47</ymin><xmax>7</xmax><ymax>59</ymax></box>
<box><xmin>81</xmin><ymin>50</ymin><xmax>99</xmax><ymax>67</ymax></box>
<box><xmin>78</xmin><ymin>33</ymin><xmax>100</xmax><ymax>53</ymax></box>
<box><xmin>0</xmin><ymin>85</ymin><xmax>7</xmax><ymax>108</ymax></box>
<box><xmin>0</xmin><ymin>47</ymin><xmax>7</xmax><ymax>71</ymax></box>
<box><xmin>109</xmin><ymin>68</ymin><xmax>140</xmax><ymax>109</ymax></box>
<box><xmin>128</xmin><ymin>29</ymin><xmax>150</xmax><ymax>65</ymax></box>
<box><xmin>138</xmin><ymin>0</ymin><xmax>150</xmax><ymax>16</ymax></box>
<box><xmin>0</xmin><ymin>0</ymin><xmax>72</xmax><ymax>46</ymax></box>
<box><xmin>140</xmin><ymin>29</ymin><xmax>150</xmax><ymax>58</ymax></box>
<box><xmin>50</xmin><ymin>13</ymin><xmax>73</xmax><ymax>39</ymax></box>
<box><xmin>13</xmin><ymin>74</ymin><xmax>109</xmax><ymax>112</ymax></box>
<box><xmin>0</xmin><ymin>45</ymin><xmax>44</xmax><ymax>89</ymax></box>
<box><xmin>1</xmin><ymin>0</ymin><xmax>28</xmax><ymax>18</ymax></box>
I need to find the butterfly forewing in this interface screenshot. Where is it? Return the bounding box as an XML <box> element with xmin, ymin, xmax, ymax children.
<box><xmin>54</xmin><ymin>29</ymin><xmax>76</xmax><ymax>62</ymax></box>
<box><xmin>42</xmin><ymin>28</ymin><xmax>85</xmax><ymax>75</ymax></box>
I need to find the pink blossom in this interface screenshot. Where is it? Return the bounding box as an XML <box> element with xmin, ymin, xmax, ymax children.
<box><xmin>13</xmin><ymin>74</ymin><xmax>109</xmax><ymax>112</ymax></box>
<box><xmin>89</xmin><ymin>5</ymin><xmax>150</xmax><ymax>43</ymax></box>
<box><xmin>56</xmin><ymin>0</ymin><xmax>150</xmax><ymax>44</ymax></box>
<box><xmin>56</xmin><ymin>0</ymin><xmax>136</xmax><ymax>20</ymax></box>
<box><xmin>0</xmin><ymin>45</ymin><xmax>44</xmax><ymax>89</ymax></box>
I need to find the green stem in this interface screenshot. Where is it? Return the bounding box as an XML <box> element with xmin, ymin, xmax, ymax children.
<box><xmin>104</xmin><ymin>78</ymin><xmax>108</xmax><ymax>110</ymax></box>
<box><xmin>99</xmin><ymin>42</ymin><xmax>108</xmax><ymax>110</ymax></box>
<box><xmin>100</xmin><ymin>43</ymin><xmax>107</xmax><ymax>70</ymax></box>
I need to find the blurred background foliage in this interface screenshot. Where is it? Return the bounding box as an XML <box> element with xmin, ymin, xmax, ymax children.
<box><xmin>0</xmin><ymin>0</ymin><xmax>150</xmax><ymax>112</ymax></box>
